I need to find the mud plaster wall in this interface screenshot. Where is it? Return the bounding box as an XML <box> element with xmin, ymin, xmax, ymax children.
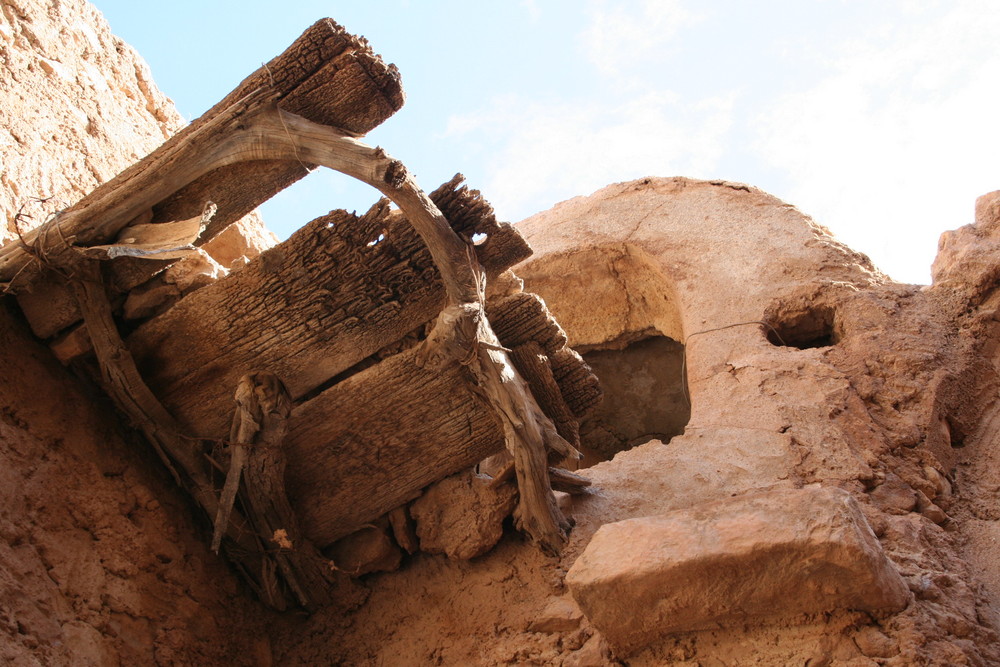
<box><xmin>0</xmin><ymin>0</ymin><xmax>184</xmax><ymax>243</ymax></box>
<box><xmin>264</xmin><ymin>178</ymin><xmax>1000</xmax><ymax>665</ymax></box>
<box><xmin>0</xmin><ymin>302</ymin><xmax>267</xmax><ymax>665</ymax></box>
<box><xmin>0</xmin><ymin>0</ymin><xmax>273</xmax><ymax>664</ymax></box>
<box><xmin>511</xmin><ymin>177</ymin><xmax>1000</xmax><ymax>664</ymax></box>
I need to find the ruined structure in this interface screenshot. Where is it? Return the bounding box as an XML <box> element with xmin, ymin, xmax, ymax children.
<box><xmin>3</xmin><ymin>1</ymin><xmax>1000</xmax><ymax>665</ymax></box>
<box><xmin>2</xmin><ymin>8</ymin><xmax>599</xmax><ymax>613</ymax></box>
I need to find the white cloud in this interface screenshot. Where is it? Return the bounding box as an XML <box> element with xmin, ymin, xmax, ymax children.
<box><xmin>753</xmin><ymin>1</ymin><xmax>1000</xmax><ymax>283</ymax></box>
<box><xmin>444</xmin><ymin>0</ymin><xmax>730</xmax><ymax>223</ymax></box>
<box><xmin>444</xmin><ymin>91</ymin><xmax>734</xmax><ymax>221</ymax></box>
<box><xmin>580</xmin><ymin>0</ymin><xmax>702</xmax><ymax>82</ymax></box>
<box><xmin>520</xmin><ymin>0</ymin><xmax>541</xmax><ymax>23</ymax></box>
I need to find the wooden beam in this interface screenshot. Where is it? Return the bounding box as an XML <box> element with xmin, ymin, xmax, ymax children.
<box><xmin>126</xmin><ymin>178</ymin><xmax>530</xmax><ymax>438</ymax></box>
<box><xmin>282</xmin><ymin>292</ymin><xmax>598</xmax><ymax>548</ymax></box>
<box><xmin>1</xmin><ymin>19</ymin><xmax>402</xmax><ymax>291</ymax></box>
<box><xmin>58</xmin><ymin>255</ymin><xmax>276</xmax><ymax>593</ymax></box>
<box><xmin>1</xmin><ymin>17</ymin><xmax>591</xmax><ymax>552</ymax></box>
<box><xmin>286</xmin><ymin>344</ymin><xmax>503</xmax><ymax>546</ymax></box>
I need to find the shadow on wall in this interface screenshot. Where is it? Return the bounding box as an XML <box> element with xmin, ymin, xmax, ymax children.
<box><xmin>577</xmin><ymin>332</ymin><xmax>689</xmax><ymax>463</ymax></box>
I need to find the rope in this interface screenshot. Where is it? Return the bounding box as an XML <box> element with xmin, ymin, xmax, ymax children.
<box><xmin>4</xmin><ymin>197</ymin><xmax>75</xmax><ymax>293</ymax></box>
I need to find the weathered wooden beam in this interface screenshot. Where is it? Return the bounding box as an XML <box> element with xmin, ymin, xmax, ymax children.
<box><xmin>510</xmin><ymin>340</ymin><xmax>581</xmax><ymax>453</ymax></box>
<box><xmin>149</xmin><ymin>20</ymin><xmax>403</xmax><ymax>244</ymax></box>
<box><xmin>114</xmin><ymin>174</ymin><xmax>597</xmax><ymax>550</ymax></box>
<box><xmin>1</xmin><ymin>18</ymin><xmax>402</xmax><ymax>293</ymax></box>
<box><xmin>286</xmin><ymin>344</ymin><xmax>503</xmax><ymax>547</ymax></box>
<box><xmin>283</xmin><ymin>292</ymin><xmax>598</xmax><ymax>548</ymax></box>
<box><xmin>126</xmin><ymin>178</ymin><xmax>530</xmax><ymax>438</ymax></box>
<box><xmin>172</xmin><ymin>104</ymin><xmax>584</xmax><ymax>551</ymax></box>
<box><xmin>1</xmin><ymin>17</ymin><xmax>586</xmax><ymax>552</ymax></box>
<box><xmin>550</xmin><ymin>346</ymin><xmax>604</xmax><ymax>418</ymax></box>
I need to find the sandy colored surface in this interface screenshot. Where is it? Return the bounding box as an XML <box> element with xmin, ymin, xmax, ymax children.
<box><xmin>2</xmin><ymin>0</ymin><xmax>1000</xmax><ymax>663</ymax></box>
<box><xmin>0</xmin><ymin>0</ymin><xmax>181</xmax><ymax>243</ymax></box>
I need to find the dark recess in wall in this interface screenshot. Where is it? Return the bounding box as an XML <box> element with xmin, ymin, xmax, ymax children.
<box><xmin>578</xmin><ymin>334</ymin><xmax>689</xmax><ymax>463</ymax></box>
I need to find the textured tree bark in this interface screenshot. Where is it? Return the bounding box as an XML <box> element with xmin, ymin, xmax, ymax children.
<box><xmin>227</xmin><ymin>373</ymin><xmax>339</xmax><ymax>611</ymax></box>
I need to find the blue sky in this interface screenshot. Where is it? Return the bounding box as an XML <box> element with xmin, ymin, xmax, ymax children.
<box><xmin>93</xmin><ymin>0</ymin><xmax>1000</xmax><ymax>284</ymax></box>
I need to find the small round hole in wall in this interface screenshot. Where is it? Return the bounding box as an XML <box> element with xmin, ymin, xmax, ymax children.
<box><xmin>764</xmin><ymin>304</ymin><xmax>838</xmax><ymax>349</ymax></box>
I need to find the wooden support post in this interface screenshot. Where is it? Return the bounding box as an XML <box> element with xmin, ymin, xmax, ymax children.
<box><xmin>55</xmin><ymin>253</ymin><xmax>309</xmax><ymax>608</ymax></box>
<box><xmin>420</xmin><ymin>303</ymin><xmax>580</xmax><ymax>554</ymax></box>
<box><xmin>226</xmin><ymin>372</ymin><xmax>339</xmax><ymax>611</ymax></box>
<box><xmin>63</xmin><ymin>256</ymin><xmax>218</xmax><ymax>512</ymax></box>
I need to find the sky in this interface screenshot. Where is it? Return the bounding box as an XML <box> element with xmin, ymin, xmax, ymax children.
<box><xmin>93</xmin><ymin>0</ymin><xmax>1000</xmax><ymax>284</ymax></box>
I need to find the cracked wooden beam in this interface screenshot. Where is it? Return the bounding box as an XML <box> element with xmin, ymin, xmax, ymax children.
<box><xmin>125</xmin><ymin>178</ymin><xmax>530</xmax><ymax>438</ymax></box>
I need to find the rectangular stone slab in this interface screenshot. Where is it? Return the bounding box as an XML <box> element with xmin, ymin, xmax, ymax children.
<box><xmin>566</xmin><ymin>486</ymin><xmax>910</xmax><ymax>655</ymax></box>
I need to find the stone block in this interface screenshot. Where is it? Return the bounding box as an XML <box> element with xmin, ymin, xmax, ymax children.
<box><xmin>526</xmin><ymin>596</ymin><xmax>584</xmax><ymax>633</ymax></box>
<box><xmin>566</xmin><ymin>486</ymin><xmax>910</xmax><ymax>655</ymax></box>
<box><xmin>325</xmin><ymin>522</ymin><xmax>401</xmax><ymax>576</ymax></box>
<box><xmin>201</xmin><ymin>213</ymin><xmax>278</xmax><ymax>270</ymax></box>
<box><xmin>410</xmin><ymin>471</ymin><xmax>516</xmax><ymax>560</ymax></box>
